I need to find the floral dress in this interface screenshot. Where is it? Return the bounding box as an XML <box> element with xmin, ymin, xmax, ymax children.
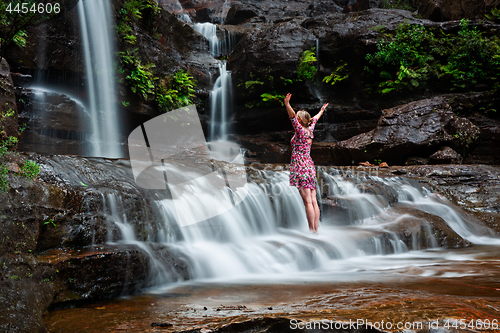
<box><xmin>289</xmin><ymin>116</ymin><xmax>317</xmax><ymax>190</ymax></box>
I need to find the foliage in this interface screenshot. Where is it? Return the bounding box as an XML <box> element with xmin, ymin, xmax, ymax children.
<box><xmin>297</xmin><ymin>47</ymin><xmax>317</xmax><ymax>81</ymax></box>
<box><xmin>241</xmin><ymin>80</ymin><xmax>264</xmax><ymax>91</ymax></box>
<box><xmin>260</xmin><ymin>93</ymin><xmax>285</xmax><ymax>106</ymax></box>
<box><xmin>0</xmin><ymin>108</ymin><xmax>39</xmax><ymax>192</ymax></box>
<box><xmin>44</xmin><ymin>218</ymin><xmax>56</xmax><ymax>227</ymax></box>
<box><xmin>364</xmin><ymin>20</ymin><xmax>500</xmax><ymax>94</ymax></box>
<box><xmin>156</xmin><ymin>70</ymin><xmax>197</xmax><ymax>112</ymax></box>
<box><xmin>323</xmin><ymin>61</ymin><xmax>349</xmax><ymax>86</ymax></box>
<box><xmin>127</xmin><ymin>62</ymin><xmax>156</xmax><ymax>99</ymax></box>
<box><xmin>20</xmin><ymin>160</ymin><xmax>39</xmax><ymax>180</ymax></box>
<box><xmin>239</xmin><ymin>74</ymin><xmax>292</xmax><ymax>108</ymax></box>
<box><xmin>485</xmin><ymin>8</ymin><xmax>500</xmax><ymax>23</ymax></box>
<box><xmin>116</xmin><ymin>0</ymin><xmax>161</xmax><ymax>44</ymax></box>
<box><xmin>0</xmin><ymin>164</ymin><xmax>7</xmax><ymax>192</ymax></box>
<box><xmin>0</xmin><ymin>0</ymin><xmax>60</xmax><ymax>60</ymax></box>
<box><xmin>438</xmin><ymin>20</ymin><xmax>500</xmax><ymax>89</ymax></box>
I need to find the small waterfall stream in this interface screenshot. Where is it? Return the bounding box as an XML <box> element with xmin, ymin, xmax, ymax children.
<box><xmin>99</xmin><ymin>166</ymin><xmax>500</xmax><ymax>287</ymax></box>
<box><xmin>78</xmin><ymin>0</ymin><xmax>123</xmax><ymax>158</ymax></box>
<box><xmin>193</xmin><ymin>22</ymin><xmax>236</xmax><ymax>141</ymax></box>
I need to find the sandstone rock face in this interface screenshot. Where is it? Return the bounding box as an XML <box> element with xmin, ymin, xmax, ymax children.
<box><xmin>333</xmin><ymin>97</ymin><xmax>481</xmax><ymax>165</ymax></box>
<box><xmin>0</xmin><ymin>59</ymin><xmax>18</xmax><ymax>140</ymax></box>
<box><xmin>0</xmin><ymin>154</ymin><xmax>191</xmax><ymax>332</ymax></box>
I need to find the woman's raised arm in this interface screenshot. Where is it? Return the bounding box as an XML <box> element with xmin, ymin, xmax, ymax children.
<box><xmin>313</xmin><ymin>103</ymin><xmax>329</xmax><ymax>121</ymax></box>
<box><xmin>284</xmin><ymin>93</ymin><xmax>296</xmax><ymax>118</ymax></box>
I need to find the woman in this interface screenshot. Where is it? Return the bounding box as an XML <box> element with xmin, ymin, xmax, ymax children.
<box><xmin>285</xmin><ymin>93</ymin><xmax>328</xmax><ymax>233</ymax></box>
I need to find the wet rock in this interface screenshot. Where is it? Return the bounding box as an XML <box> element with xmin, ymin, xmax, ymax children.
<box><xmin>465</xmin><ymin>113</ymin><xmax>500</xmax><ymax>164</ymax></box>
<box><xmin>400</xmin><ymin>165</ymin><xmax>500</xmax><ymax>234</ymax></box>
<box><xmin>0</xmin><ymin>153</ymin><xmax>195</xmax><ymax>331</ymax></box>
<box><xmin>308</xmin><ymin>0</ymin><xmax>343</xmax><ymax>17</ymax></box>
<box><xmin>342</xmin><ymin>0</ymin><xmax>371</xmax><ymax>13</ymax></box>
<box><xmin>405</xmin><ymin>157</ymin><xmax>429</xmax><ymax>165</ymax></box>
<box><xmin>0</xmin><ymin>255</ymin><xmax>58</xmax><ymax>333</ymax></box>
<box><xmin>333</xmin><ymin>97</ymin><xmax>481</xmax><ymax>165</ymax></box>
<box><xmin>415</xmin><ymin>0</ymin><xmax>500</xmax><ymax>21</ymax></box>
<box><xmin>382</xmin><ymin>204</ymin><xmax>472</xmax><ymax>249</ymax></box>
<box><xmin>0</xmin><ymin>59</ymin><xmax>18</xmax><ymax>140</ymax></box>
<box><xmin>226</xmin><ymin>4</ymin><xmax>259</xmax><ymax>25</ymax></box>
<box><xmin>15</xmin><ymin>87</ymin><xmax>91</xmax><ymax>155</ymax></box>
<box><xmin>230</xmin><ymin>18</ymin><xmax>317</xmax><ymax>100</ymax></box>
<box><xmin>429</xmin><ymin>146</ymin><xmax>463</xmax><ymax>164</ymax></box>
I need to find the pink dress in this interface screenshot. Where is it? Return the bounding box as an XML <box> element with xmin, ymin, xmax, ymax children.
<box><xmin>289</xmin><ymin>116</ymin><xmax>318</xmax><ymax>190</ymax></box>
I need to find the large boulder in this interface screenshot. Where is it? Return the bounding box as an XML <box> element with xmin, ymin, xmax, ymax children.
<box><xmin>333</xmin><ymin>96</ymin><xmax>481</xmax><ymax>165</ymax></box>
<box><xmin>415</xmin><ymin>0</ymin><xmax>500</xmax><ymax>21</ymax></box>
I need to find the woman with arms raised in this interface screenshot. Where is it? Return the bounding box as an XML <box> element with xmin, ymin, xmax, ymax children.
<box><xmin>285</xmin><ymin>93</ymin><xmax>328</xmax><ymax>233</ymax></box>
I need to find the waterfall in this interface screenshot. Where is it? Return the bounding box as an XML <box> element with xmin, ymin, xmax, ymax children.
<box><xmin>193</xmin><ymin>23</ymin><xmax>236</xmax><ymax>141</ymax></box>
<box><xmin>208</xmin><ymin>61</ymin><xmax>233</xmax><ymax>141</ymax></box>
<box><xmin>78</xmin><ymin>0</ymin><xmax>123</xmax><ymax>158</ymax></box>
<box><xmin>159</xmin><ymin>0</ymin><xmax>192</xmax><ymax>22</ymax></box>
<box><xmin>99</xmin><ymin>165</ymin><xmax>500</xmax><ymax>286</ymax></box>
<box><xmin>194</xmin><ymin>23</ymin><xmax>235</xmax><ymax>58</ymax></box>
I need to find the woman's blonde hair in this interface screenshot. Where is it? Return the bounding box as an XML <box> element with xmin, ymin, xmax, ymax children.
<box><xmin>297</xmin><ymin>110</ymin><xmax>312</xmax><ymax>126</ymax></box>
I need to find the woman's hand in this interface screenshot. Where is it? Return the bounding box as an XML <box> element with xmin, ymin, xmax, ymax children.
<box><xmin>285</xmin><ymin>93</ymin><xmax>295</xmax><ymax>118</ymax></box>
<box><xmin>284</xmin><ymin>93</ymin><xmax>292</xmax><ymax>106</ymax></box>
<box><xmin>313</xmin><ymin>103</ymin><xmax>329</xmax><ymax>120</ymax></box>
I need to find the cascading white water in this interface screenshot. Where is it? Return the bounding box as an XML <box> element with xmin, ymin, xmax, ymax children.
<box><xmin>208</xmin><ymin>61</ymin><xmax>233</xmax><ymax>141</ymax></box>
<box><xmin>193</xmin><ymin>23</ymin><xmax>235</xmax><ymax>58</ymax></box>
<box><xmin>158</xmin><ymin>0</ymin><xmax>191</xmax><ymax>22</ymax></box>
<box><xmin>78</xmin><ymin>0</ymin><xmax>123</xmax><ymax>158</ymax></box>
<box><xmin>101</xmin><ymin>167</ymin><xmax>500</xmax><ymax>286</ymax></box>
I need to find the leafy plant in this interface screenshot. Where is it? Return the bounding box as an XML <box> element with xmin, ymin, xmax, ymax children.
<box><xmin>44</xmin><ymin>218</ymin><xmax>56</xmax><ymax>227</ymax></box>
<box><xmin>240</xmin><ymin>80</ymin><xmax>264</xmax><ymax>91</ymax></box>
<box><xmin>297</xmin><ymin>47</ymin><xmax>317</xmax><ymax>81</ymax></box>
<box><xmin>261</xmin><ymin>93</ymin><xmax>285</xmax><ymax>106</ymax></box>
<box><xmin>485</xmin><ymin>7</ymin><xmax>500</xmax><ymax>23</ymax></box>
<box><xmin>116</xmin><ymin>0</ymin><xmax>160</xmax><ymax>44</ymax></box>
<box><xmin>323</xmin><ymin>61</ymin><xmax>349</xmax><ymax>86</ymax></box>
<box><xmin>0</xmin><ymin>0</ymin><xmax>59</xmax><ymax>60</ymax></box>
<box><xmin>0</xmin><ymin>164</ymin><xmax>7</xmax><ymax>192</ymax></box>
<box><xmin>156</xmin><ymin>70</ymin><xmax>197</xmax><ymax>112</ymax></box>
<box><xmin>364</xmin><ymin>20</ymin><xmax>500</xmax><ymax>94</ymax></box>
<box><xmin>20</xmin><ymin>160</ymin><xmax>39</xmax><ymax>180</ymax></box>
<box><xmin>127</xmin><ymin>62</ymin><xmax>156</xmax><ymax>99</ymax></box>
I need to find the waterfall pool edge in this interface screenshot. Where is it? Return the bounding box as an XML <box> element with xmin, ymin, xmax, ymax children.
<box><xmin>43</xmin><ymin>245</ymin><xmax>500</xmax><ymax>332</ymax></box>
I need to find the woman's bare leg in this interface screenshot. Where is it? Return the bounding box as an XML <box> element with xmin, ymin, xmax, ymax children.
<box><xmin>310</xmin><ymin>189</ymin><xmax>320</xmax><ymax>232</ymax></box>
<box><xmin>299</xmin><ymin>188</ymin><xmax>315</xmax><ymax>231</ymax></box>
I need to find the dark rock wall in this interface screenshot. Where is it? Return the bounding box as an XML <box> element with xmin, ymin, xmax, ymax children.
<box><xmin>0</xmin><ymin>59</ymin><xmax>18</xmax><ymax>141</ymax></box>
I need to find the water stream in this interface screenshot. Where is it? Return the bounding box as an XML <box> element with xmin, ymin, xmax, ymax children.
<box><xmin>98</xmin><ymin>166</ymin><xmax>500</xmax><ymax>288</ymax></box>
<box><xmin>78</xmin><ymin>0</ymin><xmax>123</xmax><ymax>158</ymax></box>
